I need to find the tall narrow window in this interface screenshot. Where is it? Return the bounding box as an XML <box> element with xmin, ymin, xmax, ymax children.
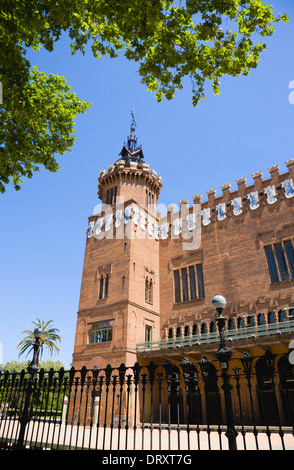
<box><xmin>181</xmin><ymin>268</ymin><xmax>189</xmax><ymax>301</ymax></box>
<box><xmin>265</xmin><ymin>246</ymin><xmax>280</xmax><ymax>283</ymax></box>
<box><xmin>189</xmin><ymin>265</ymin><xmax>197</xmax><ymax>300</ymax></box>
<box><xmin>145</xmin><ymin>325</ymin><xmax>152</xmax><ymax>343</ymax></box>
<box><xmin>99</xmin><ymin>275</ymin><xmax>104</xmax><ymax>299</ymax></box>
<box><xmin>174</xmin><ymin>270</ymin><xmax>181</xmax><ymax>303</ymax></box>
<box><xmin>197</xmin><ymin>264</ymin><xmax>205</xmax><ymax>298</ymax></box>
<box><xmin>98</xmin><ymin>271</ymin><xmax>110</xmax><ymax>299</ymax></box>
<box><xmin>104</xmin><ymin>274</ymin><xmax>109</xmax><ymax>299</ymax></box>
<box><xmin>145</xmin><ymin>277</ymin><xmax>153</xmax><ymax>304</ymax></box>
<box><xmin>149</xmin><ymin>279</ymin><xmax>153</xmax><ymax>303</ymax></box>
<box><xmin>145</xmin><ymin>277</ymin><xmax>149</xmax><ymax>302</ymax></box>
<box><xmin>285</xmin><ymin>240</ymin><xmax>294</xmax><ymax>278</ymax></box>
<box><xmin>174</xmin><ymin>264</ymin><xmax>205</xmax><ymax>303</ymax></box>
<box><xmin>274</xmin><ymin>243</ymin><xmax>289</xmax><ymax>281</ymax></box>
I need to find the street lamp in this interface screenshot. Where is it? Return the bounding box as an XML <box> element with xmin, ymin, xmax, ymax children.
<box><xmin>212</xmin><ymin>295</ymin><xmax>238</xmax><ymax>450</ymax></box>
<box><xmin>17</xmin><ymin>327</ymin><xmax>43</xmax><ymax>449</ymax></box>
<box><xmin>212</xmin><ymin>295</ymin><xmax>231</xmax><ymax>361</ymax></box>
<box><xmin>27</xmin><ymin>328</ymin><xmax>43</xmax><ymax>376</ymax></box>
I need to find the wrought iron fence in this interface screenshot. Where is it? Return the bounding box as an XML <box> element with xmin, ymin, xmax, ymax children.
<box><xmin>1</xmin><ymin>350</ymin><xmax>294</xmax><ymax>450</ymax></box>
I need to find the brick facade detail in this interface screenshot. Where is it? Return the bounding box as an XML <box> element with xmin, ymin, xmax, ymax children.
<box><xmin>72</xmin><ymin>125</ymin><xmax>294</xmax><ymax>370</ymax></box>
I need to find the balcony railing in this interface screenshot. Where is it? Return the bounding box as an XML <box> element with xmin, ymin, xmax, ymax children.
<box><xmin>136</xmin><ymin>318</ymin><xmax>294</xmax><ymax>353</ymax></box>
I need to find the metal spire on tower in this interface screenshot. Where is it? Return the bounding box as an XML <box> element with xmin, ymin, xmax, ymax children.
<box><xmin>118</xmin><ymin>112</ymin><xmax>144</xmax><ymax>163</ymax></box>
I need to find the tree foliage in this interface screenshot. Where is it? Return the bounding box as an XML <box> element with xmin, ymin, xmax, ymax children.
<box><xmin>0</xmin><ymin>1</ymin><xmax>288</xmax><ymax>192</ymax></box>
<box><xmin>0</xmin><ymin>359</ymin><xmax>64</xmax><ymax>373</ymax></box>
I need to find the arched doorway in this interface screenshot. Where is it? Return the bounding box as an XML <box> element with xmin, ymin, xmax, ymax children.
<box><xmin>278</xmin><ymin>355</ymin><xmax>294</xmax><ymax>425</ymax></box>
<box><xmin>187</xmin><ymin>365</ymin><xmax>203</xmax><ymax>425</ymax></box>
<box><xmin>201</xmin><ymin>361</ymin><xmax>222</xmax><ymax>424</ymax></box>
<box><xmin>169</xmin><ymin>365</ymin><xmax>184</xmax><ymax>424</ymax></box>
<box><xmin>255</xmin><ymin>353</ymin><xmax>279</xmax><ymax>425</ymax></box>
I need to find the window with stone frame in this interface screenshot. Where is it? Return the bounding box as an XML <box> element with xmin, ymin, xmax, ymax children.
<box><xmin>145</xmin><ymin>324</ymin><xmax>152</xmax><ymax>343</ymax></box>
<box><xmin>88</xmin><ymin>321</ymin><xmax>113</xmax><ymax>344</ymax></box>
<box><xmin>173</xmin><ymin>263</ymin><xmax>205</xmax><ymax>303</ymax></box>
<box><xmin>265</xmin><ymin>239</ymin><xmax>294</xmax><ymax>283</ymax></box>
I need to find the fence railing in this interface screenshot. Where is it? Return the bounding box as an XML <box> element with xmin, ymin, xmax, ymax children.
<box><xmin>136</xmin><ymin>319</ymin><xmax>294</xmax><ymax>352</ymax></box>
<box><xmin>1</xmin><ymin>350</ymin><xmax>294</xmax><ymax>450</ymax></box>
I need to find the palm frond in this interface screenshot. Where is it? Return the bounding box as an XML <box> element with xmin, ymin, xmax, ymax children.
<box><xmin>17</xmin><ymin>318</ymin><xmax>61</xmax><ymax>360</ymax></box>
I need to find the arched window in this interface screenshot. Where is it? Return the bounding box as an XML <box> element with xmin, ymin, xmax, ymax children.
<box><xmin>210</xmin><ymin>322</ymin><xmax>216</xmax><ymax>333</ymax></box>
<box><xmin>201</xmin><ymin>323</ymin><xmax>207</xmax><ymax>334</ymax></box>
<box><xmin>192</xmin><ymin>324</ymin><xmax>198</xmax><ymax>336</ymax></box>
<box><xmin>184</xmin><ymin>325</ymin><xmax>190</xmax><ymax>337</ymax></box>
<box><xmin>268</xmin><ymin>311</ymin><xmax>276</xmax><ymax>324</ymax></box>
<box><xmin>176</xmin><ymin>327</ymin><xmax>181</xmax><ymax>338</ymax></box>
<box><xmin>237</xmin><ymin>317</ymin><xmax>245</xmax><ymax>329</ymax></box>
<box><xmin>278</xmin><ymin>310</ymin><xmax>286</xmax><ymax>323</ymax></box>
<box><xmin>228</xmin><ymin>319</ymin><xmax>235</xmax><ymax>331</ymax></box>
<box><xmin>247</xmin><ymin>315</ymin><xmax>254</xmax><ymax>328</ymax></box>
<box><xmin>168</xmin><ymin>328</ymin><xmax>173</xmax><ymax>339</ymax></box>
<box><xmin>257</xmin><ymin>314</ymin><xmax>265</xmax><ymax>326</ymax></box>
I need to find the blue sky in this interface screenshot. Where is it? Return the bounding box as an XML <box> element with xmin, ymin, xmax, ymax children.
<box><xmin>1</xmin><ymin>0</ymin><xmax>294</xmax><ymax>368</ymax></box>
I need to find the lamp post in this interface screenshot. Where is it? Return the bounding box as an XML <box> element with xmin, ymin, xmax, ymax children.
<box><xmin>28</xmin><ymin>328</ymin><xmax>43</xmax><ymax>376</ymax></box>
<box><xmin>16</xmin><ymin>327</ymin><xmax>43</xmax><ymax>449</ymax></box>
<box><xmin>212</xmin><ymin>295</ymin><xmax>238</xmax><ymax>451</ymax></box>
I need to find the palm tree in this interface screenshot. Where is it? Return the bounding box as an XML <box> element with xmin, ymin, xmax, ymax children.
<box><xmin>17</xmin><ymin>318</ymin><xmax>61</xmax><ymax>363</ymax></box>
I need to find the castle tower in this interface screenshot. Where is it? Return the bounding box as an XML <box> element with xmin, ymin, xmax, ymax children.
<box><xmin>72</xmin><ymin>116</ymin><xmax>162</xmax><ymax>369</ymax></box>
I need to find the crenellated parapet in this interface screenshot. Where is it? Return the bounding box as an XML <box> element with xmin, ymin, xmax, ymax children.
<box><xmin>156</xmin><ymin>160</ymin><xmax>294</xmax><ymax>239</ymax></box>
<box><xmin>194</xmin><ymin>160</ymin><xmax>294</xmax><ymax>229</ymax></box>
<box><xmin>97</xmin><ymin>158</ymin><xmax>162</xmax><ymax>201</ymax></box>
<box><xmin>88</xmin><ymin>160</ymin><xmax>294</xmax><ymax>241</ymax></box>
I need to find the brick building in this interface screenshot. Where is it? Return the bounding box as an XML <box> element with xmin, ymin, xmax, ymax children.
<box><xmin>72</xmin><ymin>118</ymin><xmax>294</xmax><ymax>424</ymax></box>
